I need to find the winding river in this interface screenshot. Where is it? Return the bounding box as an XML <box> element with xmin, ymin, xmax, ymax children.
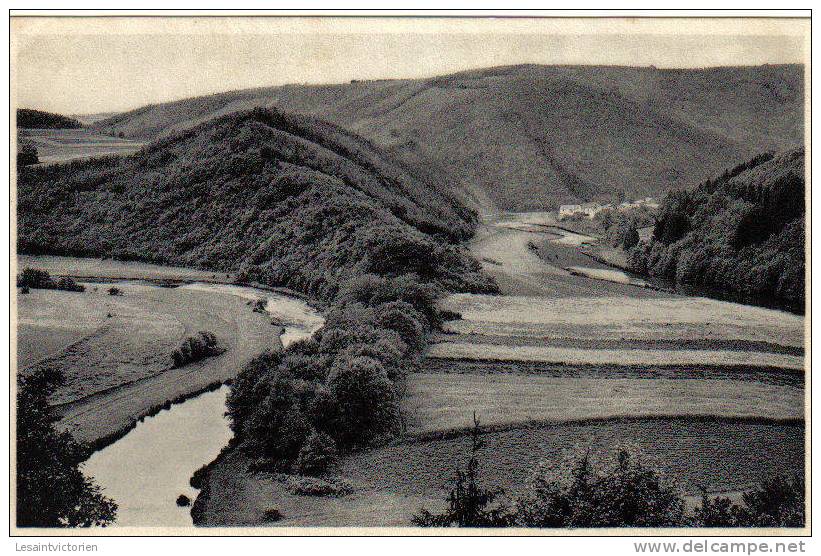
<box><xmin>83</xmin><ymin>283</ymin><xmax>324</xmax><ymax>528</ymax></box>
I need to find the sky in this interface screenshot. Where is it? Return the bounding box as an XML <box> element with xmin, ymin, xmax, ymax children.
<box><xmin>12</xmin><ymin>17</ymin><xmax>808</xmax><ymax>115</ymax></box>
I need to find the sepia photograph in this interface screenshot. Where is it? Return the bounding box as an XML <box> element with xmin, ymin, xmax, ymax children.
<box><xmin>7</xmin><ymin>10</ymin><xmax>811</xmax><ymax>539</ymax></box>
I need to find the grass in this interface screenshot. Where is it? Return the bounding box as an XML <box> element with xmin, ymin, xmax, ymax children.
<box><xmin>438</xmin><ymin>293</ymin><xmax>805</xmax><ymax>349</ymax></box>
<box><xmin>17</xmin><ymin>255</ymin><xmax>228</xmax><ymax>283</ymax></box>
<box><xmin>193</xmin><ymin>418</ymin><xmax>804</xmax><ymax>526</ymax></box>
<box><xmin>339</xmin><ymin>418</ymin><xmax>804</xmax><ymax>501</ymax></box>
<box><xmin>18</xmin><ymin>128</ymin><xmax>145</xmax><ymax>164</ymax></box>
<box><xmin>401</xmin><ymin>372</ymin><xmax>803</xmax><ymax>434</ymax></box>
<box><xmin>427</xmin><ymin>343</ymin><xmax>804</xmax><ymax>370</ymax></box>
<box><xmin>17</xmin><ymin>278</ymin><xmax>298</xmax><ymax>447</ymax></box>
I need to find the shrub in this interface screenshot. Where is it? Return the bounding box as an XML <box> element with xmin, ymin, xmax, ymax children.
<box><xmin>170</xmin><ymin>331</ymin><xmax>222</xmax><ymax>368</ymax></box>
<box><xmin>17</xmin><ymin>268</ymin><xmax>54</xmax><ymax>289</ymax></box>
<box><xmin>107</xmin><ymin>287</ymin><xmax>122</xmax><ymax>296</ymax></box>
<box><xmin>261</xmin><ymin>508</ymin><xmax>283</xmax><ymax>522</ymax></box>
<box><xmin>57</xmin><ymin>276</ymin><xmax>85</xmax><ymax>292</ymax></box>
<box><xmin>294</xmin><ymin>430</ymin><xmax>338</xmax><ymax>476</ymax></box>
<box><xmin>515</xmin><ymin>447</ymin><xmax>685</xmax><ymax>527</ymax></box>
<box><xmin>284</xmin><ymin>476</ymin><xmax>353</xmax><ymax>497</ymax></box>
<box><xmin>413</xmin><ymin>414</ymin><xmax>511</xmax><ymax>527</ymax></box>
<box><xmin>176</xmin><ymin>494</ymin><xmax>191</xmax><ymax>507</ymax></box>
<box><xmin>17</xmin><ymin>142</ymin><xmax>39</xmax><ymax>167</ymax></box>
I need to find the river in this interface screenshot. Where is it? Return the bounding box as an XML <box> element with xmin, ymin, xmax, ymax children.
<box><xmin>83</xmin><ymin>283</ymin><xmax>323</xmax><ymax>528</ymax></box>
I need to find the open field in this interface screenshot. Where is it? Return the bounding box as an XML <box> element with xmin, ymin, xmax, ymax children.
<box><xmin>438</xmin><ymin>293</ymin><xmax>804</xmax><ymax>349</ymax></box>
<box><xmin>195</xmin><ymin>419</ymin><xmax>804</xmax><ymax>527</ymax></box>
<box><xmin>427</xmin><ymin>343</ymin><xmax>804</xmax><ymax>370</ymax></box>
<box><xmin>18</xmin><ymin>281</ymin><xmax>285</xmax><ymax>446</ymax></box>
<box><xmin>14</xmin><ymin>257</ymin><xmax>324</xmax><ymax>447</ymax></box>
<box><xmin>17</xmin><ymin>255</ymin><xmax>230</xmax><ymax>283</ymax></box>
<box><xmin>18</xmin><ymin>128</ymin><xmax>145</xmax><ymax>164</ymax></box>
<box><xmin>402</xmin><ymin>372</ymin><xmax>803</xmax><ymax>434</ymax></box>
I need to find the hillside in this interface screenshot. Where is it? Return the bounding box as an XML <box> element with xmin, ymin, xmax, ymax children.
<box><xmin>17</xmin><ymin>108</ymin><xmax>82</xmax><ymax>129</ymax></box>
<box><xmin>17</xmin><ymin>107</ymin><xmax>496</xmax><ymax>299</ymax></box>
<box><xmin>93</xmin><ymin>64</ymin><xmax>804</xmax><ymax>211</ymax></box>
<box><xmin>628</xmin><ymin>148</ymin><xmax>805</xmax><ymax>312</ymax></box>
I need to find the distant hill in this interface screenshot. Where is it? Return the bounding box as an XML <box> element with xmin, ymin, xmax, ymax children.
<box><xmin>17</xmin><ymin>108</ymin><xmax>496</xmax><ymax>299</ymax></box>
<box><xmin>628</xmin><ymin>148</ymin><xmax>805</xmax><ymax>312</ymax></box>
<box><xmin>92</xmin><ymin>64</ymin><xmax>804</xmax><ymax>211</ymax></box>
<box><xmin>17</xmin><ymin>108</ymin><xmax>82</xmax><ymax>129</ymax></box>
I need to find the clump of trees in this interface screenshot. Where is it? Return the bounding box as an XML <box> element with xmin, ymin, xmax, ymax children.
<box><xmin>628</xmin><ymin>149</ymin><xmax>805</xmax><ymax>313</ymax></box>
<box><xmin>413</xmin><ymin>419</ymin><xmax>805</xmax><ymax>528</ymax></box>
<box><xmin>17</xmin><ymin>142</ymin><xmax>39</xmax><ymax>166</ymax></box>
<box><xmin>17</xmin><ymin>268</ymin><xmax>85</xmax><ymax>292</ymax></box>
<box><xmin>226</xmin><ymin>273</ymin><xmax>435</xmax><ymax>476</ymax></box>
<box><xmin>170</xmin><ymin>331</ymin><xmax>222</xmax><ymax>368</ymax></box>
<box><xmin>16</xmin><ymin>368</ymin><xmax>117</xmax><ymax>527</ymax></box>
<box><xmin>17</xmin><ymin>108</ymin><xmax>82</xmax><ymax>129</ymax></box>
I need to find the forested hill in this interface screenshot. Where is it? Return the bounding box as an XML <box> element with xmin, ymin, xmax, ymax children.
<box><xmin>92</xmin><ymin>64</ymin><xmax>804</xmax><ymax>211</ymax></box>
<box><xmin>17</xmin><ymin>107</ymin><xmax>497</xmax><ymax>299</ymax></box>
<box><xmin>628</xmin><ymin>148</ymin><xmax>805</xmax><ymax>313</ymax></box>
<box><xmin>17</xmin><ymin>108</ymin><xmax>82</xmax><ymax>129</ymax></box>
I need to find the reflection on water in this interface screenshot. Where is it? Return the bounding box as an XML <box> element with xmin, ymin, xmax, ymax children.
<box><xmin>83</xmin><ymin>282</ymin><xmax>323</xmax><ymax>527</ymax></box>
<box><xmin>83</xmin><ymin>387</ymin><xmax>231</xmax><ymax>527</ymax></box>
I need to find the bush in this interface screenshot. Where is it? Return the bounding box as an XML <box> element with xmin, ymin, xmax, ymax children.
<box><xmin>261</xmin><ymin>508</ymin><xmax>283</xmax><ymax>522</ymax></box>
<box><xmin>294</xmin><ymin>430</ymin><xmax>338</xmax><ymax>476</ymax></box>
<box><xmin>57</xmin><ymin>276</ymin><xmax>85</xmax><ymax>292</ymax></box>
<box><xmin>692</xmin><ymin>474</ymin><xmax>805</xmax><ymax>528</ymax></box>
<box><xmin>176</xmin><ymin>494</ymin><xmax>191</xmax><ymax>507</ymax></box>
<box><xmin>107</xmin><ymin>287</ymin><xmax>122</xmax><ymax>296</ymax></box>
<box><xmin>18</xmin><ymin>268</ymin><xmax>54</xmax><ymax>289</ymax></box>
<box><xmin>170</xmin><ymin>331</ymin><xmax>222</xmax><ymax>367</ymax></box>
<box><xmin>413</xmin><ymin>414</ymin><xmax>511</xmax><ymax>527</ymax></box>
<box><xmin>284</xmin><ymin>476</ymin><xmax>353</xmax><ymax>497</ymax></box>
<box><xmin>515</xmin><ymin>447</ymin><xmax>685</xmax><ymax>527</ymax></box>
<box><xmin>17</xmin><ymin>142</ymin><xmax>39</xmax><ymax>167</ymax></box>
<box><xmin>17</xmin><ymin>268</ymin><xmax>84</xmax><ymax>292</ymax></box>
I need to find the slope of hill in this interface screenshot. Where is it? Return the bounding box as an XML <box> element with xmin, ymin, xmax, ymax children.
<box><xmin>628</xmin><ymin>148</ymin><xmax>805</xmax><ymax>313</ymax></box>
<box><xmin>92</xmin><ymin>64</ymin><xmax>804</xmax><ymax>211</ymax></box>
<box><xmin>17</xmin><ymin>107</ymin><xmax>496</xmax><ymax>299</ymax></box>
<box><xmin>17</xmin><ymin>108</ymin><xmax>82</xmax><ymax>129</ymax></box>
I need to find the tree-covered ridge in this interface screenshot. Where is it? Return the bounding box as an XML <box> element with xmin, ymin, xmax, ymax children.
<box><xmin>17</xmin><ymin>108</ymin><xmax>82</xmax><ymax>129</ymax></box>
<box><xmin>17</xmin><ymin>107</ymin><xmax>496</xmax><ymax>299</ymax></box>
<box><xmin>628</xmin><ymin>148</ymin><xmax>805</xmax><ymax>313</ymax></box>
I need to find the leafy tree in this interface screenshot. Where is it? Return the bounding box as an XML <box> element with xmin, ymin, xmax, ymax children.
<box><xmin>327</xmin><ymin>355</ymin><xmax>400</xmax><ymax>447</ymax></box>
<box><xmin>413</xmin><ymin>413</ymin><xmax>511</xmax><ymax>527</ymax></box>
<box><xmin>515</xmin><ymin>447</ymin><xmax>685</xmax><ymax>527</ymax></box>
<box><xmin>17</xmin><ymin>142</ymin><xmax>39</xmax><ymax>167</ymax></box>
<box><xmin>16</xmin><ymin>368</ymin><xmax>117</xmax><ymax>527</ymax></box>
<box><xmin>295</xmin><ymin>430</ymin><xmax>338</xmax><ymax>476</ymax></box>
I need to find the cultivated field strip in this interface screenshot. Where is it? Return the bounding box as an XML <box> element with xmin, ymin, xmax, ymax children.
<box><xmin>402</xmin><ymin>372</ymin><xmax>803</xmax><ymax>434</ymax></box>
<box><xmin>427</xmin><ymin>342</ymin><xmax>804</xmax><ymax>370</ymax></box>
<box><xmin>338</xmin><ymin>419</ymin><xmax>805</xmax><ymax>500</ymax></box>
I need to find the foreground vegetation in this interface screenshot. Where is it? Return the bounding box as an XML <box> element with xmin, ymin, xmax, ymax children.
<box><xmin>17</xmin><ymin>368</ymin><xmax>117</xmax><ymax>527</ymax></box>
<box><xmin>414</xmin><ymin>419</ymin><xmax>804</xmax><ymax>528</ymax></box>
<box><xmin>628</xmin><ymin>149</ymin><xmax>805</xmax><ymax>312</ymax></box>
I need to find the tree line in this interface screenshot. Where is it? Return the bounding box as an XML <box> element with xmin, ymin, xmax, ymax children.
<box><xmin>628</xmin><ymin>149</ymin><xmax>805</xmax><ymax>313</ymax></box>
